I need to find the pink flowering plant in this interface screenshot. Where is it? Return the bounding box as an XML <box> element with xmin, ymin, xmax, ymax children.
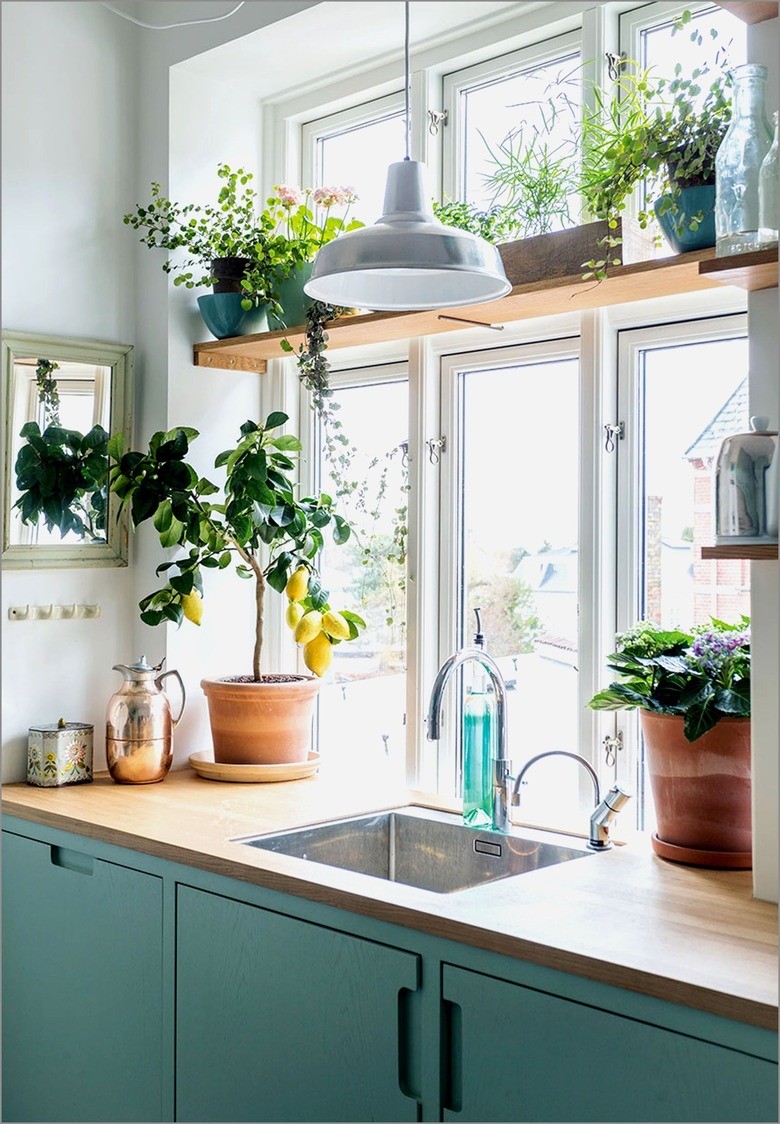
<box><xmin>265</xmin><ymin>184</ymin><xmax>363</xmax><ymax>276</ymax></box>
<box><xmin>588</xmin><ymin>617</ymin><xmax>750</xmax><ymax>742</ymax></box>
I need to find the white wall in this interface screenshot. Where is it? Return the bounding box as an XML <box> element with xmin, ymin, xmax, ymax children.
<box><xmin>747</xmin><ymin>16</ymin><xmax>779</xmax><ymax>903</ymax></box>
<box><xmin>1</xmin><ymin>1</ymin><xmax>139</xmax><ymax>779</ymax></box>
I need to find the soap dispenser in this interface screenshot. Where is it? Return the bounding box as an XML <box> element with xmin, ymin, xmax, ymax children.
<box><xmin>462</xmin><ymin>609</ymin><xmax>497</xmax><ymax>829</ymax></box>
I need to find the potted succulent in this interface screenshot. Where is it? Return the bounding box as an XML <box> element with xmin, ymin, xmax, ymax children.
<box><xmin>108</xmin><ymin>412</ymin><xmax>365</xmax><ymax>765</ymax></box>
<box><xmin>589</xmin><ymin>618</ymin><xmax>751</xmax><ymax>868</ymax></box>
<box><xmin>124</xmin><ymin>164</ymin><xmax>284</xmax><ymax>339</ymax></box>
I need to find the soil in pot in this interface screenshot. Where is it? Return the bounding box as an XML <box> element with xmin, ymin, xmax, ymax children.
<box><xmin>201</xmin><ymin>674</ymin><xmax>320</xmax><ymax>765</ymax></box>
<box><xmin>640</xmin><ymin>711</ymin><xmax>751</xmax><ymax>868</ymax></box>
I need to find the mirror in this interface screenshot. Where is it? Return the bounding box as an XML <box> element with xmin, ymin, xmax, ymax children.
<box><xmin>2</xmin><ymin>331</ymin><xmax>133</xmax><ymax>568</ymax></box>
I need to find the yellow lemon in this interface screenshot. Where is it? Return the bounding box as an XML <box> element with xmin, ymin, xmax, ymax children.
<box><xmin>285</xmin><ymin>601</ymin><xmax>305</xmax><ymax>630</ymax></box>
<box><xmin>322</xmin><ymin>610</ymin><xmax>351</xmax><ymax>640</ymax></box>
<box><xmin>293</xmin><ymin>609</ymin><xmax>323</xmax><ymax>645</ymax></box>
<box><xmin>181</xmin><ymin>590</ymin><xmax>203</xmax><ymax>626</ymax></box>
<box><xmin>303</xmin><ymin>631</ymin><xmax>332</xmax><ymax>676</ymax></box>
<box><xmin>285</xmin><ymin>567</ymin><xmax>309</xmax><ymax>603</ymax></box>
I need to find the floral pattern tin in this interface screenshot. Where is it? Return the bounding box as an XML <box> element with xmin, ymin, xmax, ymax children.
<box><xmin>27</xmin><ymin>720</ymin><xmax>93</xmax><ymax>787</ymax></box>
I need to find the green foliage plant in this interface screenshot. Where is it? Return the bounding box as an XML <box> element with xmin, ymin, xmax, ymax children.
<box><xmin>13</xmin><ymin>422</ymin><xmax>109</xmax><ymax>541</ymax></box>
<box><xmin>35</xmin><ymin>359</ymin><xmax>61</xmax><ymax>425</ymax></box>
<box><xmin>265</xmin><ymin>185</ymin><xmax>364</xmax><ymax>280</ymax></box>
<box><xmin>108</xmin><ymin>412</ymin><xmax>365</xmax><ymax>681</ymax></box>
<box><xmin>588</xmin><ymin>618</ymin><xmax>750</xmax><ymax>743</ymax></box>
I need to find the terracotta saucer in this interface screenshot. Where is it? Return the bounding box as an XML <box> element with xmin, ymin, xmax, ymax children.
<box><xmin>188</xmin><ymin>751</ymin><xmax>320</xmax><ymax>784</ymax></box>
<box><xmin>651</xmin><ymin>833</ymin><xmax>752</xmax><ymax>870</ymax></box>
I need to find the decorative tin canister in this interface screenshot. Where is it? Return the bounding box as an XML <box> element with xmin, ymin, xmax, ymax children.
<box><xmin>27</xmin><ymin>719</ymin><xmax>93</xmax><ymax>787</ymax></box>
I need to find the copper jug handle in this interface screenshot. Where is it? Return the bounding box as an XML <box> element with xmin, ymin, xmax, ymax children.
<box><xmin>155</xmin><ymin>669</ymin><xmax>186</xmax><ymax>728</ymax></box>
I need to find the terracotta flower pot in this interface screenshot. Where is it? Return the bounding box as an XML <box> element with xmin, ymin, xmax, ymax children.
<box><xmin>640</xmin><ymin>711</ymin><xmax>752</xmax><ymax>869</ymax></box>
<box><xmin>200</xmin><ymin>675</ymin><xmax>320</xmax><ymax>765</ymax></box>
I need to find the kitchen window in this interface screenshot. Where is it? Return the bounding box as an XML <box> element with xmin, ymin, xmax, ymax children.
<box><xmin>619</xmin><ymin>2</ymin><xmax>747</xmax><ymax>75</ymax></box>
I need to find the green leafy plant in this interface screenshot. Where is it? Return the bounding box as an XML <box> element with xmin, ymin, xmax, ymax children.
<box><xmin>432</xmin><ymin>199</ymin><xmax>522</xmax><ymax>243</ymax></box>
<box><xmin>108</xmin><ymin>412</ymin><xmax>365</xmax><ymax>681</ymax></box>
<box><xmin>13</xmin><ymin>422</ymin><xmax>109</xmax><ymax>541</ymax></box>
<box><xmin>35</xmin><ymin>358</ymin><xmax>61</xmax><ymax>425</ymax></box>
<box><xmin>265</xmin><ymin>184</ymin><xmax>364</xmax><ymax>278</ymax></box>
<box><xmin>588</xmin><ymin>618</ymin><xmax>750</xmax><ymax>743</ymax></box>
<box><xmin>480</xmin><ymin>129</ymin><xmax>580</xmax><ymax>237</ymax></box>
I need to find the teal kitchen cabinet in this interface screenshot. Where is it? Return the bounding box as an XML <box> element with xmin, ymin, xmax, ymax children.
<box><xmin>176</xmin><ymin>884</ymin><xmax>422</xmax><ymax>1122</ymax></box>
<box><xmin>2</xmin><ymin>829</ymin><xmax>165</xmax><ymax>1123</ymax></box>
<box><xmin>441</xmin><ymin>963</ymin><xmax>778</xmax><ymax>1123</ymax></box>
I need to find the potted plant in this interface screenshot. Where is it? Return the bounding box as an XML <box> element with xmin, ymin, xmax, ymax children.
<box><xmin>124</xmin><ymin>164</ymin><xmax>283</xmax><ymax>339</ymax></box>
<box><xmin>589</xmin><ymin>618</ymin><xmax>751</xmax><ymax>868</ymax></box>
<box><xmin>580</xmin><ymin>61</ymin><xmax>732</xmax><ymax>257</ymax></box>
<box><xmin>108</xmin><ymin>411</ymin><xmax>365</xmax><ymax>765</ymax></box>
<box><xmin>13</xmin><ymin>421</ymin><xmax>110</xmax><ymax>541</ymax></box>
<box><xmin>263</xmin><ymin>183</ymin><xmax>363</xmax><ymax>328</ymax></box>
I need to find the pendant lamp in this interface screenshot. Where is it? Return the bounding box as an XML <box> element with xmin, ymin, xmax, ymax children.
<box><xmin>303</xmin><ymin>3</ymin><xmax>512</xmax><ymax>312</ymax></box>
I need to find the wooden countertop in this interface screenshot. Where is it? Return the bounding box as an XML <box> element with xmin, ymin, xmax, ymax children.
<box><xmin>3</xmin><ymin>764</ymin><xmax>777</xmax><ymax>1031</ymax></box>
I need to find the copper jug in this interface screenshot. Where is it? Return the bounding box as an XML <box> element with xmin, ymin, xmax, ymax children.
<box><xmin>106</xmin><ymin>656</ymin><xmax>185</xmax><ymax>784</ymax></box>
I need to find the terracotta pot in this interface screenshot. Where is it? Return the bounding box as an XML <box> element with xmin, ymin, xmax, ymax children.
<box><xmin>200</xmin><ymin>675</ymin><xmax>320</xmax><ymax>765</ymax></box>
<box><xmin>640</xmin><ymin>711</ymin><xmax>752</xmax><ymax>868</ymax></box>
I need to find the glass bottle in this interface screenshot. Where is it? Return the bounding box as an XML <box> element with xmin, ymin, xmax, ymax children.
<box><xmin>715</xmin><ymin>64</ymin><xmax>773</xmax><ymax>256</ymax></box>
<box><xmin>758</xmin><ymin>111</ymin><xmax>779</xmax><ymax>249</ymax></box>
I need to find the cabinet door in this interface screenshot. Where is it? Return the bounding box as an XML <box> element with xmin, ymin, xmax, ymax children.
<box><xmin>176</xmin><ymin>884</ymin><xmax>421</xmax><ymax>1122</ymax></box>
<box><xmin>2</xmin><ymin>830</ymin><xmax>165</xmax><ymax>1123</ymax></box>
<box><xmin>442</xmin><ymin>964</ymin><xmax>778</xmax><ymax>1123</ymax></box>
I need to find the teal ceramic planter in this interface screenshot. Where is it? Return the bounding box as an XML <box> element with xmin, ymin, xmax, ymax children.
<box><xmin>268</xmin><ymin>261</ymin><xmax>314</xmax><ymax>330</ymax></box>
<box><xmin>654</xmin><ymin>185</ymin><xmax>716</xmax><ymax>253</ymax></box>
<box><xmin>197</xmin><ymin>293</ymin><xmax>269</xmax><ymax>340</ymax></box>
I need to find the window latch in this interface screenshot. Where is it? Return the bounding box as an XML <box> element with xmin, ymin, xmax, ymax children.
<box><xmin>603</xmin><ymin>732</ymin><xmax>623</xmax><ymax>768</ymax></box>
<box><xmin>604</xmin><ymin>422</ymin><xmax>624</xmax><ymax>453</ymax></box>
<box><xmin>606</xmin><ymin>51</ymin><xmax>627</xmax><ymax>80</ymax></box>
<box><xmin>428</xmin><ymin>109</ymin><xmax>448</xmax><ymax>135</ymax></box>
<box><xmin>427</xmin><ymin>436</ymin><xmax>446</xmax><ymax>464</ymax></box>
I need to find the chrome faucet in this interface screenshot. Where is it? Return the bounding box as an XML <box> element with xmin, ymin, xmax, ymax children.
<box><xmin>426</xmin><ymin>647</ymin><xmax>513</xmax><ymax>832</ymax></box>
<box><xmin>512</xmin><ymin>750</ymin><xmax>631</xmax><ymax>850</ymax></box>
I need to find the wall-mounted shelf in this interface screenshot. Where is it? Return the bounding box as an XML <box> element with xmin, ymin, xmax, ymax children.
<box><xmin>192</xmin><ymin>245</ymin><xmax>778</xmax><ymax>373</ymax></box>
<box><xmin>701</xmin><ymin>544</ymin><xmax>778</xmax><ymax>560</ymax></box>
<box><xmin>699</xmin><ymin>247</ymin><xmax>779</xmax><ymax>290</ymax></box>
<box><xmin>714</xmin><ymin>2</ymin><xmax>778</xmax><ymax>24</ymax></box>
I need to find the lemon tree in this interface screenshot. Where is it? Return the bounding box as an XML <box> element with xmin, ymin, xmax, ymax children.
<box><xmin>109</xmin><ymin>411</ymin><xmax>364</xmax><ymax>681</ymax></box>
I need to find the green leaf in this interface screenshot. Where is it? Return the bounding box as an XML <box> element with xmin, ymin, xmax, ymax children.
<box><xmin>263</xmin><ymin>411</ymin><xmax>288</xmax><ymax>431</ymax></box>
<box><xmin>332</xmin><ymin>516</ymin><xmax>351</xmax><ymax>545</ymax></box>
<box><xmin>269</xmin><ymin>435</ymin><xmax>302</xmax><ymax>452</ymax></box>
<box><xmin>107</xmin><ymin>432</ymin><xmax>125</xmax><ymax>460</ymax></box>
<box><xmin>159</xmin><ymin>515</ymin><xmax>185</xmax><ymax>548</ymax></box>
<box><xmin>153</xmin><ymin>500</ymin><xmax>173</xmax><ymax>533</ymax></box>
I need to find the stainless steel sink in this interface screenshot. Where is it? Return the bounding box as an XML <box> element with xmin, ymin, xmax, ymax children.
<box><xmin>239</xmin><ymin>805</ymin><xmax>593</xmax><ymax>894</ymax></box>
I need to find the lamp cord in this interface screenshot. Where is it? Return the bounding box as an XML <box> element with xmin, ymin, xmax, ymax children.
<box><xmin>404</xmin><ymin>0</ymin><xmax>411</xmax><ymax>160</ymax></box>
<box><xmin>100</xmin><ymin>1</ymin><xmax>245</xmax><ymax>30</ymax></box>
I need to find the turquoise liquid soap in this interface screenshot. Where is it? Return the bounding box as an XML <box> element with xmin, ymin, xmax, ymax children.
<box><xmin>462</xmin><ymin>610</ymin><xmax>497</xmax><ymax>829</ymax></box>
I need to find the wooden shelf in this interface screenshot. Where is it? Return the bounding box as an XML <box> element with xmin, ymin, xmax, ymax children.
<box><xmin>193</xmin><ymin>245</ymin><xmax>778</xmax><ymax>373</ymax></box>
<box><xmin>714</xmin><ymin>2</ymin><xmax>778</xmax><ymax>24</ymax></box>
<box><xmin>699</xmin><ymin>247</ymin><xmax>778</xmax><ymax>290</ymax></box>
<box><xmin>701</xmin><ymin>544</ymin><xmax>778</xmax><ymax>560</ymax></box>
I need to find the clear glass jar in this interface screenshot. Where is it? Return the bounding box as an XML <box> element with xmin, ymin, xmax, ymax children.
<box><xmin>715</xmin><ymin>64</ymin><xmax>773</xmax><ymax>256</ymax></box>
<box><xmin>758</xmin><ymin>111</ymin><xmax>779</xmax><ymax>249</ymax></box>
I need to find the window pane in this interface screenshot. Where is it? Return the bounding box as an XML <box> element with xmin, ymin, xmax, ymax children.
<box><xmin>459</xmin><ymin>52</ymin><xmax>580</xmax><ymax>216</ymax></box>
<box><xmin>316</xmin><ymin>377</ymin><xmax>408</xmax><ymax>779</ymax></box>
<box><xmin>639</xmin><ymin>336</ymin><xmax>750</xmax><ymax>627</ymax></box>
<box><xmin>315</xmin><ymin>113</ymin><xmax>407</xmax><ymax>224</ymax></box>
<box><xmin>633</xmin><ymin>332</ymin><xmax>750</xmax><ymax>830</ymax></box>
<box><xmin>640</xmin><ymin>5</ymin><xmax>746</xmax><ymax>80</ymax></box>
<box><xmin>456</xmin><ymin>356</ymin><xmax>581</xmax><ymax>829</ymax></box>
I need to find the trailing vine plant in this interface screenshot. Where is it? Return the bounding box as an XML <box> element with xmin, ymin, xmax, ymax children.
<box><xmin>281</xmin><ymin>302</ymin><xmax>410</xmax><ymax>635</ymax></box>
<box><xmin>35</xmin><ymin>358</ymin><xmax>61</xmax><ymax>425</ymax></box>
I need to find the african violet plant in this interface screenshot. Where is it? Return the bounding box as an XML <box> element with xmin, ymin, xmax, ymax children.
<box><xmin>108</xmin><ymin>412</ymin><xmax>365</xmax><ymax>681</ymax></box>
<box><xmin>588</xmin><ymin>618</ymin><xmax>751</xmax><ymax>743</ymax></box>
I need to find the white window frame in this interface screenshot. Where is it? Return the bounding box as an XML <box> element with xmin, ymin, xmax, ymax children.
<box><xmin>440</xmin><ymin>29</ymin><xmax>583</xmax><ymax>204</ymax></box>
<box><xmin>614</xmin><ymin>310</ymin><xmax>749</xmax><ymax>807</ymax></box>
<box><xmin>300</xmin><ymin>91</ymin><xmax>406</xmax><ymax>194</ymax></box>
<box><xmin>619</xmin><ymin>1</ymin><xmax>735</xmax><ymax>67</ymax></box>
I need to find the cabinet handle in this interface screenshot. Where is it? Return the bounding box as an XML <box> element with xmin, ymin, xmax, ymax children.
<box><xmin>441</xmin><ymin>998</ymin><xmax>463</xmax><ymax>1114</ymax></box>
<box><xmin>50</xmin><ymin>845</ymin><xmax>94</xmax><ymax>875</ymax></box>
<box><xmin>397</xmin><ymin>985</ymin><xmax>421</xmax><ymax>1104</ymax></box>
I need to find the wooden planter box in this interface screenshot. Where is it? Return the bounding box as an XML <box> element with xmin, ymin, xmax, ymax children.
<box><xmin>498</xmin><ymin>219</ymin><xmax>655</xmax><ymax>288</ymax></box>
